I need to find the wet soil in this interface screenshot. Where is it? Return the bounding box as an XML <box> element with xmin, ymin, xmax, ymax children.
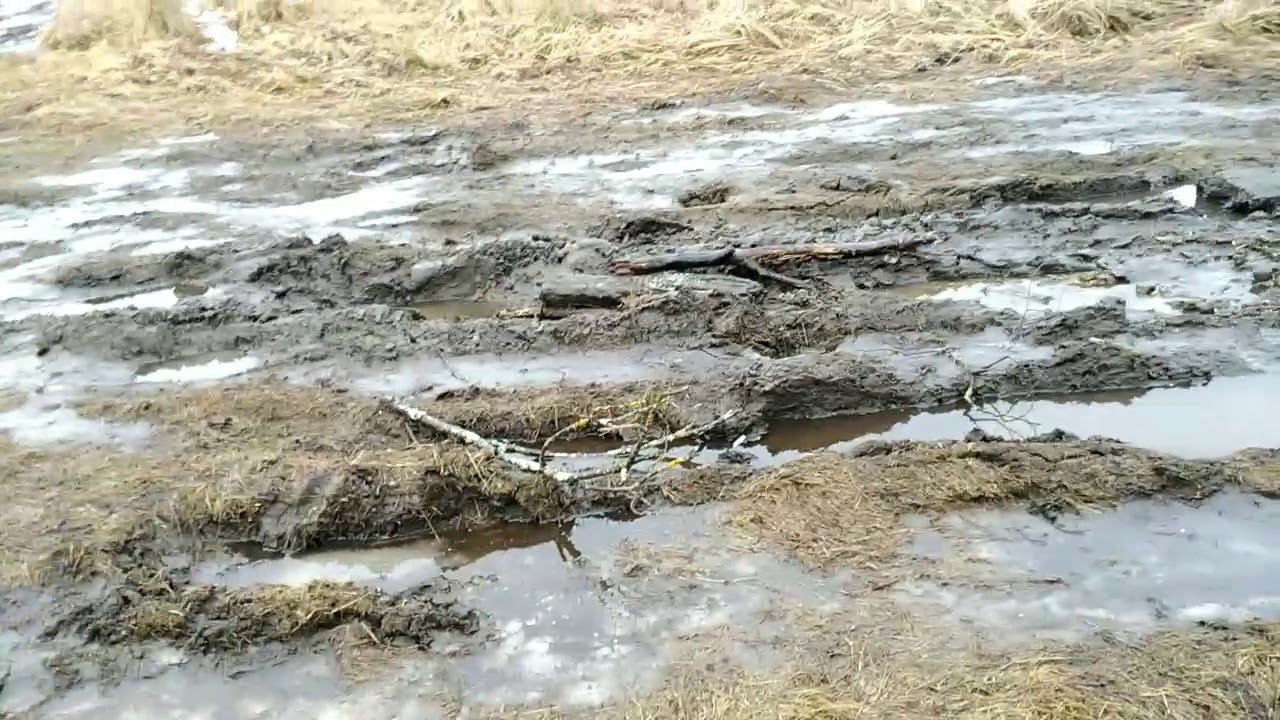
<box><xmin>1</xmin><ymin>80</ymin><xmax>1279</xmax><ymax>716</ymax></box>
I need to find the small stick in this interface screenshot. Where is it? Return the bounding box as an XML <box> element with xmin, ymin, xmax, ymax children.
<box><xmin>383</xmin><ymin>399</ymin><xmax>739</xmax><ymax>485</ymax></box>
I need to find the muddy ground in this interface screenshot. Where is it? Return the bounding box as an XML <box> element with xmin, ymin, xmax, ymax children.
<box><xmin>0</xmin><ymin>76</ymin><xmax>1279</xmax><ymax>718</ymax></box>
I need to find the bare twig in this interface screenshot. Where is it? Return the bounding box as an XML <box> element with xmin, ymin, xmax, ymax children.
<box><xmin>734</xmin><ymin>255</ymin><xmax>810</xmax><ymax>289</ymax></box>
<box><xmin>383</xmin><ymin>398</ymin><xmax>739</xmax><ymax>486</ymax></box>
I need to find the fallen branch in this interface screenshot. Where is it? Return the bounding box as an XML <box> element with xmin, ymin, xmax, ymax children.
<box><xmin>608</xmin><ymin>237</ymin><xmax>932</xmax><ymax>288</ymax></box>
<box><xmin>382</xmin><ymin>398</ymin><xmax>740</xmax><ymax>487</ymax></box>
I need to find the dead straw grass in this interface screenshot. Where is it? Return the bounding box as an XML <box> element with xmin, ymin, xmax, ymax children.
<box><xmin>422</xmin><ymin>382</ymin><xmax>686</xmax><ymax>443</ymax></box>
<box><xmin>590</xmin><ymin>624</ymin><xmax>1280</xmax><ymax>719</ymax></box>
<box><xmin>0</xmin><ymin>380</ymin><xmax>686</xmax><ymax>583</ymax></box>
<box><xmin>4</xmin><ymin>0</ymin><xmax>1277</xmax><ymax>141</ymax></box>
<box><xmin>730</xmin><ymin>440</ymin><xmax>1240</xmax><ymax>568</ymax></box>
<box><xmin>41</xmin><ymin>0</ymin><xmax>200</xmax><ymax>50</ymax></box>
<box><xmin>499</xmin><ymin>609</ymin><xmax>1280</xmax><ymax>720</ymax></box>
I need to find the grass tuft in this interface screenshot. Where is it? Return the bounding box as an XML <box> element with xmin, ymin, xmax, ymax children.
<box><xmin>730</xmin><ymin>440</ymin><xmax>1238</xmax><ymax>568</ymax></box>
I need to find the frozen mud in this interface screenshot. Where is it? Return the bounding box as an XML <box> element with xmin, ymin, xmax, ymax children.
<box><xmin>0</xmin><ymin>79</ymin><xmax>1278</xmax><ymax>717</ymax></box>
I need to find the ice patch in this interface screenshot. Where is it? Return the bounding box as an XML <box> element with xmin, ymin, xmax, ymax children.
<box><xmin>507</xmin><ymin>100</ymin><xmax>938</xmax><ymax>208</ymax></box>
<box><xmin>195</xmin><ymin>10</ymin><xmax>237</xmax><ymax>52</ymax></box>
<box><xmin>34</xmin><ymin>167</ymin><xmax>170</xmax><ymax>192</ymax></box>
<box><xmin>1162</xmin><ymin>183</ymin><xmax>1198</xmax><ymax>208</ymax></box>
<box><xmin>0</xmin><ymin>0</ymin><xmax>47</xmax><ymax>54</ymax></box>
<box><xmin>928</xmin><ymin>263</ymin><xmax>1254</xmax><ymax>319</ymax></box>
<box><xmin>932</xmin><ymin>280</ymin><xmax>1178</xmax><ymax>316</ymax></box>
<box><xmin>964</xmin><ymin>139</ymin><xmax>1118</xmax><ymax>158</ymax></box>
<box><xmin>135</xmin><ymin>356</ymin><xmax>262</xmax><ymax>384</ymax></box>
<box><xmin>180</xmin><ymin>0</ymin><xmax>238</xmax><ymax>52</ymax></box>
<box><xmin>902</xmin><ymin>491</ymin><xmax>1280</xmax><ymax>644</ymax></box>
<box><xmin>158</xmin><ymin>133</ymin><xmax>220</xmax><ymax>146</ymax></box>
<box><xmin>974</xmin><ymin>75</ymin><xmax>1038</xmax><ymax>87</ymax></box>
<box><xmin>0</xmin><ymin>286</ymin><xmax>198</xmax><ymax>321</ymax></box>
<box><xmin>260</xmin><ymin>176</ymin><xmax>431</xmax><ymax>226</ymax></box>
<box><xmin>0</xmin><ymin>400</ymin><xmax>151</xmax><ymax>448</ymax></box>
<box><xmin>194</xmin><ymin>556</ymin><xmax>443</xmax><ymax>593</ymax></box>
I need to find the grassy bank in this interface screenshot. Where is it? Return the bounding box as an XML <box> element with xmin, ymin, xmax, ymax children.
<box><xmin>2</xmin><ymin>0</ymin><xmax>1277</xmax><ymax>140</ymax></box>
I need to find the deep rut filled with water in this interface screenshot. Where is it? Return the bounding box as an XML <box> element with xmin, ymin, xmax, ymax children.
<box><xmin>2</xmin><ymin>80</ymin><xmax>1280</xmax><ymax>718</ymax></box>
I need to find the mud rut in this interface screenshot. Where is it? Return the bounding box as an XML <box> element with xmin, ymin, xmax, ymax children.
<box><xmin>1</xmin><ymin>82</ymin><xmax>1279</xmax><ymax>716</ymax></box>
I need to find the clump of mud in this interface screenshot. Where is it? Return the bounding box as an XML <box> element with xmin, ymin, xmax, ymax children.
<box><xmin>51</xmin><ymin>248</ymin><xmax>220</xmax><ymax>289</ymax></box>
<box><xmin>45</xmin><ymin>577</ymin><xmax>476</xmax><ymax>653</ymax></box>
<box><xmin>249</xmin><ymin>448</ymin><xmax>569</xmax><ymax>554</ymax></box>
<box><xmin>21</xmin><ymin>512</ymin><xmax>480</xmax><ymax>697</ymax></box>
<box><xmin>59</xmin><ymin>379</ymin><xmax>743</xmax><ymax>563</ymax></box>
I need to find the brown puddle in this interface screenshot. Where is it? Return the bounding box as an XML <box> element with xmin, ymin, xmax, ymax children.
<box><xmin>758</xmin><ymin>373</ymin><xmax>1280</xmax><ymax>462</ymax></box>
<box><xmin>544</xmin><ymin>374</ymin><xmax>1280</xmax><ymax>468</ymax></box>
<box><xmin>403</xmin><ymin>299</ymin><xmax>506</xmax><ymax>320</ymax></box>
<box><xmin>191</xmin><ymin>505</ymin><xmax>846</xmax><ymax>708</ymax></box>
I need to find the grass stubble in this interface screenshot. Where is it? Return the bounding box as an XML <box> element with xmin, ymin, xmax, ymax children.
<box><xmin>1</xmin><ymin>0</ymin><xmax>1277</xmax><ymax>146</ymax></box>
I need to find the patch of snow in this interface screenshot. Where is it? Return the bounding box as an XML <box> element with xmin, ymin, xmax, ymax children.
<box><xmin>135</xmin><ymin>356</ymin><xmax>262</xmax><ymax>384</ymax></box>
<box><xmin>0</xmin><ymin>400</ymin><xmax>151</xmax><ymax>448</ymax></box>
<box><xmin>193</xmin><ymin>556</ymin><xmax>443</xmax><ymax>592</ymax></box>
<box><xmin>194</xmin><ymin>9</ymin><xmax>237</xmax><ymax>52</ymax></box>
<box><xmin>1162</xmin><ymin>183</ymin><xmax>1198</xmax><ymax>208</ymax></box>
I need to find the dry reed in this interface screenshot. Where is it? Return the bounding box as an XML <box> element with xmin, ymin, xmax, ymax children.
<box><xmin>3</xmin><ymin>0</ymin><xmax>1275</xmax><ymax>141</ymax></box>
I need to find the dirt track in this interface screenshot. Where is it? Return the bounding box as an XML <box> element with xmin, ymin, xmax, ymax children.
<box><xmin>1</xmin><ymin>77</ymin><xmax>1280</xmax><ymax>717</ymax></box>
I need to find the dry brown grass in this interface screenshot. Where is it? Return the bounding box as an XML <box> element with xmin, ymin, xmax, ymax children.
<box><xmin>1232</xmin><ymin>451</ymin><xmax>1280</xmax><ymax>496</ymax></box>
<box><xmin>41</xmin><ymin>0</ymin><xmax>200</xmax><ymax>49</ymax></box>
<box><xmin>0</xmin><ymin>438</ymin><xmax>171</xmax><ymax>585</ymax></box>
<box><xmin>586</xmin><ymin>624</ymin><xmax>1280</xmax><ymax>719</ymax></box>
<box><xmin>3</xmin><ymin>0</ymin><xmax>1277</xmax><ymax>142</ymax></box>
<box><xmin>496</xmin><ymin>610</ymin><xmax>1280</xmax><ymax>720</ymax></box>
<box><xmin>421</xmin><ymin>382</ymin><xmax>687</xmax><ymax>443</ymax></box>
<box><xmin>84</xmin><ymin>382</ymin><xmax>583</xmax><ymax>535</ymax></box>
<box><xmin>730</xmin><ymin>440</ymin><xmax>1243</xmax><ymax>568</ymax></box>
<box><xmin>0</xmin><ymin>380</ymin><xmax>692</xmax><ymax>583</ymax></box>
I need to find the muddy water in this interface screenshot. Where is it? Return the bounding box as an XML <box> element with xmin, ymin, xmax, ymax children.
<box><xmin>760</xmin><ymin>373</ymin><xmax>1280</xmax><ymax>461</ymax></box>
<box><xmin>561</xmin><ymin>371</ymin><xmax>1280</xmax><ymax>473</ymax></box>
<box><xmin>187</xmin><ymin>506</ymin><xmax>849</xmax><ymax>710</ymax></box>
<box><xmin>901</xmin><ymin>490</ymin><xmax>1280</xmax><ymax>645</ymax></box>
<box><xmin>403</xmin><ymin>300</ymin><xmax>508</xmax><ymax>320</ymax></box>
